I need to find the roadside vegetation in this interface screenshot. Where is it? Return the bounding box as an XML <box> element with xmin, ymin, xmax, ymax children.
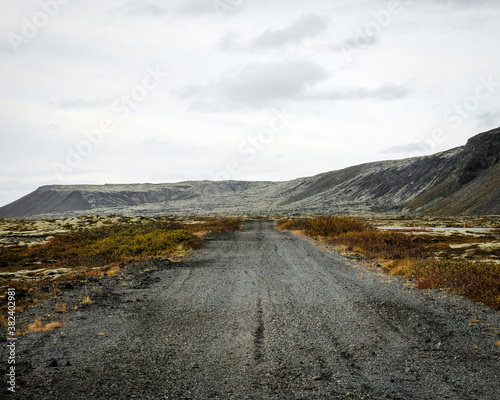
<box><xmin>0</xmin><ymin>216</ymin><xmax>242</xmax><ymax>270</ymax></box>
<box><xmin>0</xmin><ymin>215</ymin><xmax>242</xmax><ymax>329</ymax></box>
<box><xmin>276</xmin><ymin>216</ymin><xmax>500</xmax><ymax>309</ymax></box>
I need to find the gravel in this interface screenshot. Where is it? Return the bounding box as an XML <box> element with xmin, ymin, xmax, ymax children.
<box><xmin>3</xmin><ymin>220</ymin><xmax>500</xmax><ymax>399</ymax></box>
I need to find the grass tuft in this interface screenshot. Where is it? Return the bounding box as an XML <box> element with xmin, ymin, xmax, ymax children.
<box><xmin>18</xmin><ymin>317</ymin><xmax>63</xmax><ymax>335</ymax></box>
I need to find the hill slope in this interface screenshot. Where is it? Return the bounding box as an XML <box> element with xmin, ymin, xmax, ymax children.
<box><xmin>1</xmin><ymin>127</ymin><xmax>499</xmax><ymax>218</ymax></box>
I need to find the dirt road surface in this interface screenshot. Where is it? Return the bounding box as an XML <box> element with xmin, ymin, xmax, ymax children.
<box><xmin>4</xmin><ymin>221</ymin><xmax>500</xmax><ymax>399</ymax></box>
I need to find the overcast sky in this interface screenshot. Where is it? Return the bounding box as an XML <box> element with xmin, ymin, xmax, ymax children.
<box><xmin>1</xmin><ymin>0</ymin><xmax>500</xmax><ymax>207</ymax></box>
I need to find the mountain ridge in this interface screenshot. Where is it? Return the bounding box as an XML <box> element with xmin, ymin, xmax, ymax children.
<box><xmin>1</xmin><ymin>127</ymin><xmax>499</xmax><ymax>218</ymax></box>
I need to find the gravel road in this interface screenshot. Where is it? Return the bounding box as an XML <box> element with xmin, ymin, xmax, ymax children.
<box><xmin>4</xmin><ymin>220</ymin><xmax>500</xmax><ymax>399</ymax></box>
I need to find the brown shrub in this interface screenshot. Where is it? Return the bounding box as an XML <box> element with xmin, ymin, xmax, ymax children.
<box><xmin>411</xmin><ymin>259</ymin><xmax>500</xmax><ymax>309</ymax></box>
<box><xmin>196</xmin><ymin>217</ymin><xmax>243</xmax><ymax>232</ymax></box>
<box><xmin>276</xmin><ymin>216</ymin><xmax>369</xmax><ymax>236</ymax></box>
<box><xmin>275</xmin><ymin>219</ymin><xmax>309</xmax><ymax>231</ymax></box>
<box><xmin>327</xmin><ymin>231</ymin><xmax>428</xmax><ymax>260</ymax></box>
<box><xmin>305</xmin><ymin>216</ymin><xmax>369</xmax><ymax>237</ymax></box>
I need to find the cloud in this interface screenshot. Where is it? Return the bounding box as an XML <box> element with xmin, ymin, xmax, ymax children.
<box><xmin>112</xmin><ymin>1</ymin><xmax>167</xmax><ymax>18</ymax></box>
<box><xmin>476</xmin><ymin>110</ymin><xmax>500</xmax><ymax>130</ymax></box>
<box><xmin>312</xmin><ymin>82</ymin><xmax>413</xmax><ymax>101</ymax></box>
<box><xmin>54</xmin><ymin>97</ymin><xmax>113</xmax><ymax>109</ymax></box>
<box><xmin>251</xmin><ymin>14</ymin><xmax>330</xmax><ymax>49</ymax></box>
<box><xmin>139</xmin><ymin>137</ymin><xmax>171</xmax><ymax>147</ymax></box>
<box><xmin>0</xmin><ymin>39</ymin><xmax>14</xmax><ymax>54</ymax></box>
<box><xmin>330</xmin><ymin>34</ymin><xmax>378</xmax><ymax>53</ymax></box>
<box><xmin>175</xmin><ymin>0</ymin><xmax>215</xmax><ymax>15</ymax></box>
<box><xmin>415</xmin><ymin>0</ymin><xmax>499</xmax><ymax>8</ymax></box>
<box><xmin>218</xmin><ymin>13</ymin><xmax>331</xmax><ymax>51</ymax></box>
<box><xmin>175</xmin><ymin>0</ymin><xmax>243</xmax><ymax>17</ymax></box>
<box><xmin>180</xmin><ymin>59</ymin><xmax>412</xmax><ymax>111</ymax></box>
<box><xmin>180</xmin><ymin>59</ymin><xmax>329</xmax><ymax>111</ymax></box>
<box><xmin>381</xmin><ymin>142</ymin><xmax>429</xmax><ymax>154</ymax></box>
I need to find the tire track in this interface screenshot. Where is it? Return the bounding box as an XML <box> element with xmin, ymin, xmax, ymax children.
<box><xmin>253</xmin><ymin>296</ymin><xmax>265</xmax><ymax>363</ymax></box>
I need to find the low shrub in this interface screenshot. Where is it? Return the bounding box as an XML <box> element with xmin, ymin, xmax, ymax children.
<box><xmin>327</xmin><ymin>230</ymin><xmax>428</xmax><ymax>260</ymax></box>
<box><xmin>410</xmin><ymin>259</ymin><xmax>500</xmax><ymax>309</ymax></box>
<box><xmin>0</xmin><ymin>217</ymin><xmax>242</xmax><ymax>270</ymax></box>
<box><xmin>276</xmin><ymin>219</ymin><xmax>309</xmax><ymax>231</ymax></box>
<box><xmin>305</xmin><ymin>216</ymin><xmax>369</xmax><ymax>237</ymax></box>
<box><xmin>192</xmin><ymin>217</ymin><xmax>243</xmax><ymax>232</ymax></box>
<box><xmin>277</xmin><ymin>216</ymin><xmax>369</xmax><ymax>236</ymax></box>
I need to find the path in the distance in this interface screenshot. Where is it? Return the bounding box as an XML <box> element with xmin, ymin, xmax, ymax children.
<box><xmin>13</xmin><ymin>221</ymin><xmax>500</xmax><ymax>399</ymax></box>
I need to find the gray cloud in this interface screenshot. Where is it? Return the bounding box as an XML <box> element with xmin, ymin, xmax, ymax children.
<box><xmin>415</xmin><ymin>0</ymin><xmax>499</xmax><ymax>8</ymax></box>
<box><xmin>180</xmin><ymin>59</ymin><xmax>412</xmax><ymax>111</ymax></box>
<box><xmin>175</xmin><ymin>0</ymin><xmax>243</xmax><ymax>16</ymax></box>
<box><xmin>312</xmin><ymin>82</ymin><xmax>413</xmax><ymax>101</ymax></box>
<box><xmin>382</xmin><ymin>142</ymin><xmax>429</xmax><ymax>154</ymax></box>
<box><xmin>330</xmin><ymin>34</ymin><xmax>378</xmax><ymax>53</ymax></box>
<box><xmin>477</xmin><ymin>110</ymin><xmax>500</xmax><ymax>130</ymax></box>
<box><xmin>112</xmin><ymin>1</ymin><xmax>167</xmax><ymax>18</ymax></box>
<box><xmin>251</xmin><ymin>14</ymin><xmax>330</xmax><ymax>49</ymax></box>
<box><xmin>180</xmin><ymin>59</ymin><xmax>329</xmax><ymax>110</ymax></box>
<box><xmin>218</xmin><ymin>14</ymin><xmax>331</xmax><ymax>51</ymax></box>
<box><xmin>54</xmin><ymin>97</ymin><xmax>113</xmax><ymax>109</ymax></box>
<box><xmin>0</xmin><ymin>39</ymin><xmax>14</xmax><ymax>54</ymax></box>
<box><xmin>175</xmin><ymin>0</ymin><xmax>215</xmax><ymax>15</ymax></box>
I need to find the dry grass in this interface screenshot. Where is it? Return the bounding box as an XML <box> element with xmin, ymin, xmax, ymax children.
<box><xmin>276</xmin><ymin>218</ymin><xmax>309</xmax><ymax>232</ymax></box>
<box><xmin>304</xmin><ymin>216</ymin><xmax>369</xmax><ymax>237</ymax></box>
<box><xmin>81</xmin><ymin>296</ymin><xmax>92</xmax><ymax>304</ymax></box>
<box><xmin>106</xmin><ymin>266</ymin><xmax>121</xmax><ymax>276</ymax></box>
<box><xmin>408</xmin><ymin>259</ymin><xmax>500</xmax><ymax>309</ymax></box>
<box><xmin>193</xmin><ymin>217</ymin><xmax>243</xmax><ymax>232</ymax></box>
<box><xmin>18</xmin><ymin>317</ymin><xmax>63</xmax><ymax>335</ymax></box>
<box><xmin>326</xmin><ymin>231</ymin><xmax>427</xmax><ymax>260</ymax></box>
<box><xmin>276</xmin><ymin>216</ymin><xmax>368</xmax><ymax>237</ymax></box>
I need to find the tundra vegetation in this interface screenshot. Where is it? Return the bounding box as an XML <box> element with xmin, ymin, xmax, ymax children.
<box><xmin>0</xmin><ymin>215</ymin><xmax>242</xmax><ymax>330</ymax></box>
<box><xmin>276</xmin><ymin>216</ymin><xmax>500</xmax><ymax>310</ymax></box>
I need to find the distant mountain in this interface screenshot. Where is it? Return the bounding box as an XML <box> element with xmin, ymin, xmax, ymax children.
<box><xmin>1</xmin><ymin>127</ymin><xmax>499</xmax><ymax>218</ymax></box>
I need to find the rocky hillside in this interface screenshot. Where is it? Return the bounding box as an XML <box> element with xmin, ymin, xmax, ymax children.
<box><xmin>1</xmin><ymin>127</ymin><xmax>499</xmax><ymax>218</ymax></box>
